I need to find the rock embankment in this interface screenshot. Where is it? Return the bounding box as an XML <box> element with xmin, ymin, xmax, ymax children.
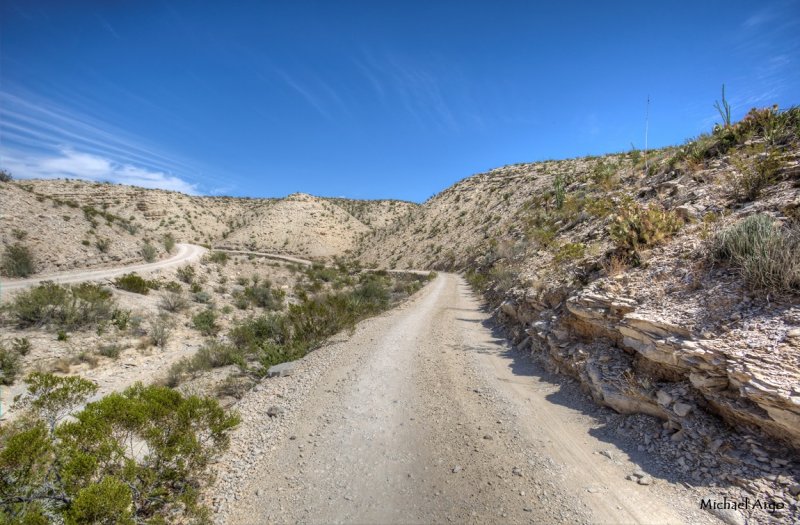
<box><xmin>492</xmin><ymin>283</ymin><xmax>799</xmax><ymax>521</ymax></box>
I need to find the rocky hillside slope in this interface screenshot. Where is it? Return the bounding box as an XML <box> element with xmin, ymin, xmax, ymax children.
<box><xmin>358</xmin><ymin>106</ymin><xmax>800</xmax><ymax>462</ymax></box>
<box><xmin>0</xmin><ymin>179</ymin><xmax>417</xmax><ymax>275</ymax></box>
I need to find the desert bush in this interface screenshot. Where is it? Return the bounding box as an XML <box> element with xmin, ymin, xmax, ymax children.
<box><xmin>11</xmin><ymin>337</ymin><xmax>32</xmax><ymax>356</ymax></box>
<box><xmin>216</xmin><ymin>375</ymin><xmax>255</xmax><ymax>399</ymax></box>
<box><xmin>465</xmin><ymin>269</ymin><xmax>490</xmax><ymax>292</ymax></box>
<box><xmin>111</xmin><ymin>308</ymin><xmax>130</xmax><ymax>330</ymax></box>
<box><xmin>245</xmin><ymin>282</ymin><xmax>285</xmax><ymax>310</ymax></box>
<box><xmin>114</xmin><ymin>272</ymin><xmax>157</xmax><ymax>294</ymax></box>
<box><xmin>0</xmin><ymin>169</ymin><xmax>12</xmax><ymax>182</ymax></box>
<box><xmin>0</xmin><ymin>345</ymin><xmax>21</xmax><ymax>385</ymax></box>
<box><xmin>193</xmin><ymin>290</ymin><xmax>212</xmax><ymax>303</ymax></box>
<box><xmin>609</xmin><ymin>198</ymin><xmax>683</xmax><ymax>261</ymax></box>
<box><xmin>140</xmin><ymin>241</ymin><xmax>157</xmax><ymax>262</ymax></box>
<box><xmin>2</xmin><ymin>242</ymin><xmax>35</xmax><ymax>277</ymax></box>
<box><xmin>192</xmin><ymin>308</ymin><xmax>219</xmax><ymax>336</ymax></box>
<box><xmin>11</xmin><ymin>228</ymin><xmax>27</xmax><ymax>241</ymax></box>
<box><xmin>229</xmin><ymin>314</ymin><xmax>290</xmax><ymax>350</ymax></box>
<box><xmin>553</xmin><ymin>242</ymin><xmax>586</xmax><ymax>263</ymax></box>
<box><xmin>162</xmin><ymin>232</ymin><xmax>176</xmax><ymax>253</ymax></box>
<box><xmin>176</xmin><ymin>264</ymin><xmax>195</xmax><ymax>283</ymax></box>
<box><xmin>167</xmin><ymin>341</ymin><xmax>244</xmax><ymax>386</ymax></box>
<box><xmin>0</xmin><ymin>373</ymin><xmax>238</xmax><ymax>523</ymax></box>
<box><xmin>729</xmin><ymin>147</ymin><xmax>782</xmax><ymax>202</ymax></box>
<box><xmin>592</xmin><ymin>161</ymin><xmax>618</xmax><ymax>190</ymax></box>
<box><xmin>207</xmin><ymin>251</ymin><xmax>229</xmax><ymax>265</ymax></box>
<box><xmin>159</xmin><ymin>291</ymin><xmax>189</xmax><ymax>312</ymax></box>
<box><xmin>7</xmin><ymin>282</ymin><xmax>115</xmax><ymax>329</ymax></box>
<box><xmin>95</xmin><ymin>237</ymin><xmax>111</xmax><ymax>253</ymax></box>
<box><xmin>148</xmin><ymin>315</ymin><xmax>172</xmax><ymax>349</ymax></box>
<box><xmin>232</xmin><ymin>290</ymin><xmax>250</xmax><ymax>310</ymax></box>
<box><xmin>97</xmin><ymin>343</ymin><xmax>123</xmax><ymax>359</ymax></box>
<box><xmin>712</xmin><ymin>214</ymin><xmax>800</xmax><ymax>293</ymax></box>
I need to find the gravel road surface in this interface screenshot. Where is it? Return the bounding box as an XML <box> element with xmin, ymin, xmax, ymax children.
<box><xmin>219</xmin><ymin>274</ymin><xmax>716</xmax><ymax>524</ymax></box>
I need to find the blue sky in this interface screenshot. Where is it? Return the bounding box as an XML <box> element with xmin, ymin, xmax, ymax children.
<box><xmin>1</xmin><ymin>1</ymin><xmax>798</xmax><ymax>201</ymax></box>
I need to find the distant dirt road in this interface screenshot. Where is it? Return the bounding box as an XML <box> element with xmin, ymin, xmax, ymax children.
<box><xmin>0</xmin><ymin>243</ymin><xmax>207</xmax><ymax>297</ymax></box>
<box><xmin>222</xmin><ymin>274</ymin><xmax>715</xmax><ymax>525</ymax></box>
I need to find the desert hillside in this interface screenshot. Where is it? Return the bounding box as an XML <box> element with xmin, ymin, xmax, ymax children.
<box><xmin>0</xmin><ymin>179</ymin><xmax>417</xmax><ymax>275</ymax></box>
<box><xmin>358</xmin><ymin>107</ymin><xmax>800</xmax><ymax>482</ymax></box>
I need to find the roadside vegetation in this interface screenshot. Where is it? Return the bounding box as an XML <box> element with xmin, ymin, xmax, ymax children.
<box><xmin>0</xmin><ymin>373</ymin><xmax>238</xmax><ymax>523</ymax></box>
<box><xmin>166</xmin><ymin>264</ymin><xmax>433</xmax><ymax>389</ymax></box>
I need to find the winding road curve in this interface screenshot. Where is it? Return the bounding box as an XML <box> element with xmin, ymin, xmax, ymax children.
<box><xmin>0</xmin><ymin>243</ymin><xmax>208</xmax><ymax>297</ymax></box>
<box><xmin>0</xmin><ymin>244</ymin><xmax>321</xmax><ymax>299</ymax></box>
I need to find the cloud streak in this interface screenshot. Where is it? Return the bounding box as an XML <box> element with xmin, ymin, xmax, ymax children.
<box><xmin>0</xmin><ymin>88</ymin><xmax>205</xmax><ymax>193</ymax></box>
<box><xmin>1</xmin><ymin>147</ymin><xmax>199</xmax><ymax>194</ymax></box>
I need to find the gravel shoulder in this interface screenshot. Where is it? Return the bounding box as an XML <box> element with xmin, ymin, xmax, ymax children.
<box><xmin>216</xmin><ymin>273</ymin><xmax>718</xmax><ymax>524</ymax></box>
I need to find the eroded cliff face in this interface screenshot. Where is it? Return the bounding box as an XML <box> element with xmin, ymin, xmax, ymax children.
<box><xmin>495</xmin><ymin>282</ymin><xmax>800</xmax><ymax>448</ymax></box>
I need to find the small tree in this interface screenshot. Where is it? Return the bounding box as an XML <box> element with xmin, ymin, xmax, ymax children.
<box><xmin>0</xmin><ymin>169</ymin><xmax>12</xmax><ymax>182</ymax></box>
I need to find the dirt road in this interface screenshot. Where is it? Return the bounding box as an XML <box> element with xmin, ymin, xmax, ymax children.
<box><xmin>221</xmin><ymin>274</ymin><xmax>716</xmax><ymax>524</ymax></box>
<box><xmin>0</xmin><ymin>243</ymin><xmax>207</xmax><ymax>297</ymax></box>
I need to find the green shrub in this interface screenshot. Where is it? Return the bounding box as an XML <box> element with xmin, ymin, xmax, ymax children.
<box><xmin>140</xmin><ymin>242</ymin><xmax>157</xmax><ymax>262</ymax></box>
<box><xmin>193</xmin><ymin>290</ymin><xmax>212</xmax><ymax>303</ymax></box>
<box><xmin>0</xmin><ymin>345</ymin><xmax>21</xmax><ymax>385</ymax></box>
<box><xmin>56</xmin><ymin>330</ymin><xmax>68</xmax><ymax>342</ymax></box>
<box><xmin>114</xmin><ymin>273</ymin><xmax>156</xmax><ymax>294</ymax></box>
<box><xmin>245</xmin><ymin>282</ymin><xmax>285</xmax><ymax>310</ymax></box>
<box><xmin>11</xmin><ymin>337</ymin><xmax>32</xmax><ymax>356</ymax></box>
<box><xmin>95</xmin><ymin>237</ymin><xmax>111</xmax><ymax>253</ymax></box>
<box><xmin>192</xmin><ymin>309</ymin><xmax>219</xmax><ymax>336</ymax></box>
<box><xmin>8</xmin><ymin>282</ymin><xmax>115</xmax><ymax>329</ymax></box>
<box><xmin>97</xmin><ymin>343</ymin><xmax>122</xmax><ymax>359</ymax></box>
<box><xmin>730</xmin><ymin>147</ymin><xmax>782</xmax><ymax>202</ymax></box>
<box><xmin>207</xmin><ymin>251</ymin><xmax>229</xmax><ymax>265</ymax></box>
<box><xmin>229</xmin><ymin>314</ymin><xmax>290</xmax><ymax>350</ymax></box>
<box><xmin>553</xmin><ymin>242</ymin><xmax>586</xmax><ymax>263</ymax></box>
<box><xmin>465</xmin><ymin>269</ymin><xmax>490</xmax><ymax>292</ymax></box>
<box><xmin>176</xmin><ymin>264</ymin><xmax>195</xmax><ymax>283</ymax></box>
<box><xmin>713</xmin><ymin>214</ymin><xmax>800</xmax><ymax>293</ymax></box>
<box><xmin>232</xmin><ymin>290</ymin><xmax>250</xmax><ymax>310</ymax></box>
<box><xmin>0</xmin><ymin>373</ymin><xmax>238</xmax><ymax>523</ymax></box>
<box><xmin>162</xmin><ymin>232</ymin><xmax>176</xmax><ymax>253</ymax></box>
<box><xmin>2</xmin><ymin>242</ymin><xmax>35</xmax><ymax>277</ymax></box>
<box><xmin>609</xmin><ymin>198</ymin><xmax>683</xmax><ymax>261</ymax></box>
<box><xmin>159</xmin><ymin>291</ymin><xmax>189</xmax><ymax>312</ymax></box>
<box><xmin>148</xmin><ymin>315</ymin><xmax>172</xmax><ymax>349</ymax></box>
<box><xmin>111</xmin><ymin>309</ymin><xmax>130</xmax><ymax>330</ymax></box>
<box><xmin>167</xmin><ymin>341</ymin><xmax>244</xmax><ymax>386</ymax></box>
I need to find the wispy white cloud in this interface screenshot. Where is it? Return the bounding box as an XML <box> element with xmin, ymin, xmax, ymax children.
<box><xmin>0</xmin><ymin>88</ymin><xmax>210</xmax><ymax>194</ymax></box>
<box><xmin>1</xmin><ymin>147</ymin><xmax>199</xmax><ymax>194</ymax></box>
<box><xmin>354</xmin><ymin>52</ymin><xmax>461</xmax><ymax>132</ymax></box>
